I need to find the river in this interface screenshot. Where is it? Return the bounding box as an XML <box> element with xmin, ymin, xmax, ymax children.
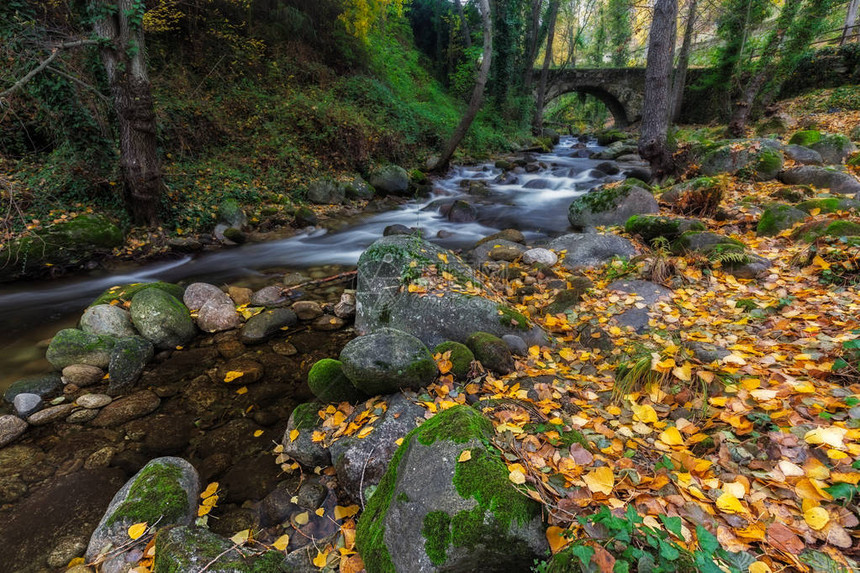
<box><xmin>0</xmin><ymin>136</ymin><xmax>620</xmax><ymax>390</ymax></box>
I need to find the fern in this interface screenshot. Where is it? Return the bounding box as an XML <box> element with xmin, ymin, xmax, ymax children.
<box><xmin>709</xmin><ymin>250</ymin><xmax>751</xmax><ymax>265</ymax></box>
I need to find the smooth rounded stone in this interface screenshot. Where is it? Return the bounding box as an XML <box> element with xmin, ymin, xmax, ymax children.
<box><xmin>383</xmin><ymin>223</ymin><xmax>414</xmax><ymax>236</ymax></box>
<box><xmin>4</xmin><ymin>372</ymin><xmax>63</xmax><ymax>403</ymax></box>
<box><xmin>47</xmin><ymin>534</ymin><xmax>89</xmax><ymax>568</ymax></box>
<box><xmin>107</xmin><ymin>336</ymin><xmax>154</xmax><ymax>393</ymax></box>
<box><xmin>340</xmin><ymin>328</ymin><xmax>436</xmax><ymax>395</ymax></box>
<box><xmin>240</xmin><ymin>308</ymin><xmax>298</xmax><ymax>344</ymax></box>
<box><xmin>86</xmin><ymin>457</ymin><xmax>199</xmax><ymax>565</ymax></box>
<box><xmin>0</xmin><ymin>415</ymin><xmax>28</xmax><ymax>448</ymax></box>
<box><xmin>549</xmin><ymin>233</ymin><xmax>637</xmax><ymax>269</ymax></box>
<box><xmin>219</xmin><ymin>358</ymin><xmax>265</xmax><ymax>385</ymax></box>
<box><xmin>369</xmin><ymin>164</ymin><xmax>410</xmax><ymax>195</ymax></box>
<box><xmin>474</xmin><ymin>228</ymin><xmax>526</xmax><ymax>247</ymax></box>
<box><xmin>488</xmin><ymin>245</ymin><xmax>523</xmax><ymax>262</ymax></box>
<box><xmin>66</xmin><ymin>408</ymin><xmax>100</xmax><ymax>424</ymax></box>
<box><xmin>784</xmin><ymin>144</ymin><xmax>823</xmax><ymax>165</ymax></box>
<box><xmin>77</xmin><ymin>393</ymin><xmax>113</xmax><ymax>409</ymax></box>
<box><xmin>307</xmin><ymin>178</ymin><xmax>345</xmax><ymax>204</ymax></box>
<box><xmin>443</xmin><ymin>199</ymin><xmax>478</xmax><ymax>222</ymax></box>
<box><xmin>471</xmin><ymin>239</ymin><xmax>527</xmax><ymax>265</ymax></box>
<box><xmin>722</xmin><ymin>253</ymin><xmax>772</xmax><ymax>279</ymax></box>
<box><xmin>47</xmin><ymin>329</ymin><xmax>117</xmax><ymax>370</ymax></box>
<box><xmin>80</xmin><ymin>305</ymin><xmax>136</xmax><ymax>338</ymax></box>
<box><xmin>756</xmin><ymin>204</ymin><xmax>808</xmax><ymax>236</ymax></box>
<box><xmin>313</xmin><ymin>314</ymin><xmax>346</xmax><ymax>331</ymax></box>
<box><xmin>779</xmin><ymin>166</ymin><xmax>860</xmax><ymax>195</ymax></box>
<box><xmin>282</xmin><ymin>402</ymin><xmax>331</xmax><ymax>468</ymax></box>
<box><xmin>13</xmin><ymin>393</ymin><xmax>43</xmax><ymax>417</ymax></box>
<box><xmin>271</xmin><ymin>340</ymin><xmax>298</xmax><ymax>356</ymax></box>
<box><xmin>227</xmin><ymin>286</ymin><xmax>252</xmax><ymax>306</ymax></box>
<box><xmin>568</xmin><ymin>183</ymin><xmax>659</xmax><ymax>229</ymax></box>
<box><xmin>334</xmin><ymin>292</ymin><xmax>356</xmax><ymax>319</ymax></box>
<box><xmin>330</xmin><ymin>393</ymin><xmax>425</xmax><ymax>503</ymax></box>
<box><xmin>307</xmin><ymin>359</ymin><xmax>366</xmax><ymax>403</ymax></box>
<box><xmin>182</xmin><ymin>282</ymin><xmax>227</xmax><ymax>311</ymax></box>
<box><xmin>292</xmin><ymin>300</ymin><xmax>324</xmax><ymax>321</ymax></box>
<box><xmin>27</xmin><ymin>403</ymin><xmax>75</xmax><ymax>426</ymax></box>
<box><xmin>196</xmin><ymin>298</ymin><xmax>241</xmax><ymax>333</ymax></box>
<box><xmin>687</xmin><ymin>342</ymin><xmax>731</xmax><ymax>363</ymax></box>
<box><xmin>250</xmin><ymin>285</ymin><xmax>291</xmax><ymax>308</ymax></box>
<box><xmin>502</xmin><ymin>334</ymin><xmax>529</xmax><ymax>356</ymax></box>
<box><xmin>606</xmin><ymin>279</ymin><xmax>673</xmax><ymax>333</ymax></box>
<box><xmin>62</xmin><ymin>365</ymin><xmax>104</xmax><ymax>387</ymax></box>
<box><xmin>89</xmin><ymin>390</ymin><xmax>161</xmax><ymax>427</ymax></box>
<box><xmin>521</xmin><ymin>248</ymin><xmax>558</xmax><ymax>266</ymax></box>
<box><xmin>129</xmin><ymin>288</ymin><xmax>196</xmax><ymax>350</ymax></box>
<box><xmin>466</xmin><ymin>332</ymin><xmax>515</xmax><ymax>374</ymax></box>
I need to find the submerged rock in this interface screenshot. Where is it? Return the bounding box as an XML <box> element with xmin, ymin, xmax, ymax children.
<box><xmin>240</xmin><ymin>308</ymin><xmax>297</xmax><ymax>345</ymax></box>
<box><xmin>4</xmin><ymin>372</ymin><xmax>63</xmax><ymax>403</ymax></box>
<box><xmin>0</xmin><ymin>415</ymin><xmax>28</xmax><ymax>449</ymax></box>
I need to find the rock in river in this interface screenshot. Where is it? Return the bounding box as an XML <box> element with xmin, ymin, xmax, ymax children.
<box><xmin>0</xmin><ymin>415</ymin><xmax>27</xmax><ymax>449</ymax></box>
<box><xmin>80</xmin><ymin>305</ymin><xmax>137</xmax><ymax>338</ymax></box>
<box><xmin>130</xmin><ymin>288</ymin><xmax>196</xmax><ymax>350</ymax></box>
<box><xmin>46</xmin><ymin>329</ymin><xmax>117</xmax><ymax>370</ymax></box>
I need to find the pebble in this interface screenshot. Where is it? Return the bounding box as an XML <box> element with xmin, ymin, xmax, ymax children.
<box><xmin>250</xmin><ymin>285</ymin><xmax>291</xmax><ymax>307</ymax></box>
<box><xmin>220</xmin><ymin>358</ymin><xmax>265</xmax><ymax>384</ymax></box>
<box><xmin>0</xmin><ymin>415</ymin><xmax>28</xmax><ymax>448</ymax></box>
<box><xmin>216</xmin><ymin>339</ymin><xmax>246</xmax><ymax>359</ymax></box>
<box><xmin>334</xmin><ymin>292</ymin><xmax>356</xmax><ymax>319</ymax></box>
<box><xmin>62</xmin><ymin>364</ymin><xmax>105</xmax><ymax>387</ymax></box>
<box><xmin>13</xmin><ymin>393</ymin><xmax>43</xmax><ymax>418</ymax></box>
<box><xmin>313</xmin><ymin>315</ymin><xmax>346</xmax><ymax>331</ymax></box>
<box><xmin>89</xmin><ymin>390</ymin><xmax>161</xmax><ymax>427</ymax></box>
<box><xmin>292</xmin><ymin>300</ymin><xmax>323</xmax><ymax>321</ymax></box>
<box><xmin>27</xmin><ymin>404</ymin><xmax>75</xmax><ymax>426</ymax></box>
<box><xmin>227</xmin><ymin>286</ymin><xmax>252</xmax><ymax>306</ymax></box>
<box><xmin>76</xmin><ymin>394</ymin><xmax>113</xmax><ymax>409</ymax></box>
<box><xmin>66</xmin><ymin>409</ymin><xmax>100</xmax><ymax>424</ymax></box>
<box><xmin>521</xmin><ymin>248</ymin><xmax>558</xmax><ymax>267</ymax></box>
<box><xmin>283</xmin><ymin>272</ymin><xmax>310</xmax><ymax>287</ymax></box>
<box><xmin>271</xmin><ymin>341</ymin><xmax>298</xmax><ymax>356</ymax></box>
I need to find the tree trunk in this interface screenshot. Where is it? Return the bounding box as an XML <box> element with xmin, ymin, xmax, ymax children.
<box><xmin>843</xmin><ymin>0</ymin><xmax>860</xmax><ymax>44</ymax></box>
<box><xmin>533</xmin><ymin>0</ymin><xmax>560</xmax><ymax>133</ymax></box>
<box><xmin>454</xmin><ymin>0</ymin><xmax>472</xmax><ymax>49</ymax></box>
<box><xmin>430</xmin><ymin>0</ymin><xmax>492</xmax><ymax>171</ymax></box>
<box><xmin>638</xmin><ymin>0</ymin><xmax>678</xmax><ymax>179</ymax></box>
<box><xmin>92</xmin><ymin>0</ymin><xmax>163</xmax><ymax>226</ymax></box>
<box><xmin>670</xmin><ymin>0</ymin><xmax>697</xmax><ymax>123</ymax></box>
<box><xmin>522</xmin><ymin>0</ymin><xmax>545</xmax><ymax>90</ymax></box>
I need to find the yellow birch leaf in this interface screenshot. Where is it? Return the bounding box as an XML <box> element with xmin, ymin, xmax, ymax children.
<box><xmin>202</xmin><ymin>494</ymin><xmax>219</xmax><ymax>507</ymax></box>
<box><xmin>294</xmin><ymin>512</ymin><xmax>309</xmax><ymax>525</ymax></box>
<box><xmin>804</xmin><ymin>427</ymin><xmax>846</xmax><ymax>449</ymax></box>
<box><xmin>632</xmin><ymin>404</ymin><xmax>658</xmax><ymax>424</ymax></box>
<box><xmin>583</xmin><ymin>466</ymin><xmax>614</xmax><ymax>495</ymax></box>
<box><xmin>545</xmin><ymin>526</ymin><xmax>569</xmax><ymax>553</ymax></box>
<box><xmin>290</xmin><ymin>429</ymin><xmax>300</xmax><ymax>442</ymax></box>
<box><xmin>253</xmin><ymin>430</ymin><xmax>264</xmax><ymax>437</ymax></box>
<box><xmin>659</xmin><ymin>427</ymin><xmax>684</xmax><ymax>446</ymax></box>
<box><xmin>313</xmin><ymin>549</ymin><xmax>330</xmax><ymax>568</ymax></box>
<box><xmin>224</xmin><ymin>370</ymin><xmax>244</xmax><ymax>383</ymax></box>
<box><xmin>128</xmin><ymin>522</ymin><xmax>147</xmax><ymax>540</ymax></box>
<box><xmin>273</xmin><ymin>534</ymin><xmax>290</xmax><ymax>551</ymax></box>
<box><xmin>748</xmin><ymin>563</ymin><xmax>772</xmax><ymax>573</ymax></box>
<box><xmin>198</xmin><ymin>504</ymin><xmax>213</xmax><ymax>517</ymax></box>
<box><xmin>812</xmin><ymin>255</ymin><xmax>830</xmax><ymax>269</ymax></box>
<box><xmin>236</xmin><ymin>386</ymin><xmax>248</xmax><ymax>395</ymax></box>
<box><xmin>716</xmin><ymin>492</ymin><xmax>745</xmax><ymax>514</ymax></box>
<box><xmin>458</xmin><ymin>450</ymin><xmax>472</xmax><ymax>462</ymax></box>
<box><xmin>334</xmin><ymin>505</ymin><xmax>360</xmax><ymax>520</ymax></box>
<box><xmin>200</xmin><ymin>482</ymin><xmax>219</xmax><ymax>498</ymax></box>
<box><xmin>672</xmin><ymin>362</ymin><xmax>692</xmax><ymax>382</ymax></box>
<box><xmin>558</xmin><ymin>348</ymin><xmax>576</xmax><ymax>362</ymax></box>
<box><xmin>509</xmin><ymin>469</ymin><xmax>527</xmax><ymax>484</ymax></box>
<box><xmin>803</xmin><ymin>506</ymin><xmax>829</xmax><ymax>530</ymax></box>
<box><xmin>230</xmin><ymin>529</ymin><xmax>251</xmax><ymax>545</ymax></box>
<box><xmin>315</xmin><ymin>507</ymin><xmax>325</xmax><ymax>517</ymax></box>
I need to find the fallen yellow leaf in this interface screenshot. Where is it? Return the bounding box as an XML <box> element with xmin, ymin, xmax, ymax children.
<box><xmin>315</xmin><ymin>507</ymin><xmax>325</xmax><ymax>517</ymax></box>
<box><xmin>334</xmin><ymin>505</ymin><xmax>360</xmax><ymax>520</ymax></box>
<box><xmin>273</xmin><ymin>534</ymin><xmax>290</xmax><ymax>551</ymax></box>
<box><xmin>509</xmin><ymin>469</ymin><xmax>527</xmax><ymax>484</ymax></box>
<box><xmin>803</xmin><ymin>506</ymin><xmax>829</xmax><ymax>530</ymax></box>
<box><xmin>545</xmin><ymin>526</ymin><xmax>569</xmax><ymax>553</ymax></box>
<box><xmin>127</xmin><ymin>522</ymin><xmax>147</xmax><ymax>540</ymax></box>
<box><xmin>659</xmin><ymin>427</ymin><xmax>684</xmax><ymax>446</ymax></box>
<box><xmin>716</xmin><ymin>492</ymin><xmax>745</xmax><ymax>514</ymax></box>
<box><xmin>632</xmin><ymin>404</ymin><xmax>658</xmax><ymax>424</ymax></box>
<box><xmin>290</xmin><ymin>429</ymin><xmax>300</xmax><ymax>442</ymax></box>
<box><xmin>748</xmin><ymin>562</ymin><xmax>772</xmax><ymax>573</ymax></box>
<box><xmin>230</xmin><ymin>529</ymin><xmax>251</xmax><ymax>545</ymax></box>
<box><xmin>583</xmin><ymin>466</ymin><xmax>614</xmax><ymax>495</ymax></box>
<box><xmin>313</xmin><ymin>549</ymin><xmax>330</xmax><ymax>568</ymax></box>
<box><xmin>294</xmin><ymin>512</ymin><xmax>309</xmax><ymax>525</ymax></box>
<box><xmin>458</xmin><ymin>450</ymin><xmax>472</xmax><ymax>462</ymax></box>
<box><xmin>224</xmin><ymin>370</ymin><xmax>244</xmax><ymax>383</ymax></box>
<box><xmin>200</xmin><ymin>482</ymin><xmax>219</xmax><ymax>498</ymax></box>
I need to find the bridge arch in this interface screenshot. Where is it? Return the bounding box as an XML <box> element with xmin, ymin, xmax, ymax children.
<box><xmin>543</xmin><ymin>85</ymin><xmax>632</xmax><ymax>127</ymax></box>
<box><xmin>535</xmin><ymin>68</ymin><xmax>647</xmax><ymax>128</ymax></box>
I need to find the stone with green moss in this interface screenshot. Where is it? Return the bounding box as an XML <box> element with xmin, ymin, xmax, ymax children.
<box><xmin>433</xmin><ymin>341</ymin><xmax>474</xmax><ymax>379</ymax></box>
<box><xmin>545</xmin><ymin>276</ymin><xmax>594</xmax><ymax>314</ymax></box>
<box><xmin>700</xmin><ymin>139</ymin><xmax>783</xmax><ymax>180</ymax></box>
<box><xmin>153</xmin><ymin>525</ymin><xmax>281</xmax><ymax>572</ymax></box>
<box><xmin>90</xmin><ymin>281</ymin><xmax>185</xmax><ymax>307</ymax></box>
<box><xmin>568</xmin><ymin>183</ymin><xmax>658</xmax><ymax>230</ymax></box>
<box><xmin>465</xmin><ymin>332</ymin><xmax>514</xmax><ymax>374</ymax></box>
<box><xmin>810</xmin><ymin>134</ymin><xmax>857</xmax><ymax>164</ymax></box>
<box><xmin>340</xmin><ymin>328</ymin><xmax>436</xmax><ymax>395</ymax></box>
<box><xmin>752</xmin><ymin>148</ymin><xmax>784</xmax><ymax>180</ymax></box>
<box><xmin>281</xmin><ymin>402</ymin><xmax>330</xmax><ymax>467</ymax></box>
<box><xmin>46</xmin><ymin>328</ymin><xmax>118</xmax><ymax>370</ymax></box>
<box><xmin>671</xmin><ymin>231</ymin><xmax>745</xmax><ymax>256</ymax></box>
<box><xmin>789</xmin><ymin>130</ymin><xmax>822</xmax><ymax>147</ymax></box>
<box><xmin>797</xmin><ymin>197</ymin><xmax>860</xmax><ymax>214</ymax></box>
<box><xmin>130</xmin><ymin>287</ymin><xmax>197</xmax><ymax>350</ymax></box>
<box><xmin>624</xmin><ymin>215</ymin><xmax>705</xmax><ymax>244</ymax></box>
<box><xmin>218</xmin><ymin>198</ymin><xmax>247</xmax><ymax>228</ymax></box>
<box><xmin>307</xmin><ymin>358</ymin><xmax>366</xmax><ymax>403</ymax></box>
<box><xmin>355</xmin><ymin>406</ymin><xmax>548</xmax><ymax>573</ymax></box>
<box><xmin>756</xmin><ymin>204</ymin><xmax>808</xmax><ymax>236</ymax></box>
<box><xmin>108</xmin><ymin>335</ymin><xmax>155</xmax><ymax>393</ymax></box>
<box><xmin>792</xmin><ymin>219</ymin><xmax>860</xmax><ymax>242</ymax></box>
<box><xmin>369</xmin><ymin>165</ymin><xmax>410</xmax><ymax>195</ymax></box>
<box><xmin>86</xmin><ymin>457</ymin><xmax>198</xmax><ymax>565</ymax></box>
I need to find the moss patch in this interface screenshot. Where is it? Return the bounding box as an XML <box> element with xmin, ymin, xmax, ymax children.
<box><xmin>107</xmin><ymin>462</ymin><xmax>188</xmax><ymax>527</ymax></box>
<box><xmin>789</xmin><ymin>130</ymin><xmax>822</xmax><ymax>147</ymax></box>
<box><xmin>416</xmin><ymin>405</ymin><xmax>492</xmax><ymax>446</ymax></box>
<box><xmin>757</xmin><ymin>205</ymin><xmax>807</xmax><ymax>236</ymax></box>
<box><xmin>624</xmin><ymin>215</ymin><xmax>704</xmax><ymax>244</ymax></box>
<box><xmin>90</xmin><ymin>281</ymin><xmax>185</xmax><ymax>307</ymax></box>
<box><xmin>290</xmin><ymin>402</ymin><xmax>323</xmax><ymax>430</ymax></box>
<box><xmin>307</xmin><ymin>359</ymin><xmax>365</xmax><ymax>403</ymax></box>
<box><xmin>433</xmin><ymin>341</ymin><xmax>475</xmax><ymax>379</ymax></box>
<box><xmin>498</xmin><ymin>305</ymin><xmax>529</xmax><ymax>331</ymax></box>
<box><xmin>422</xmin><ymin>511</ymin><xmax>452</xmax><ymax>565</ymax></box>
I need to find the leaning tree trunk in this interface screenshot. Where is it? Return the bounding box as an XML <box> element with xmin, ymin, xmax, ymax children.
<box><xmin>670</xmin><ymin>0</ymin><xmax>697</xmax><ymax>123</ymax></box>
<box><xmin>92</xmin><ymin>0</ymin><xmax>163</xmax><ymax>226</ymax></box>
<box><xmin>430</xmin><ymin>0</ymin><xmax>492</xmax><ymax>171</ymax></box>
<box><xmin>843</xmin><ymin>0</ymin><xmax>860</xmax><ymax>44</ymax></box>
<box><xmin>638</xmin><ymin>0</ymin><xmax>678</xmax><ymax>179</ymax></box>
<box><xmin>533</xmin><ymin>0</ymin><xmax>560</xmax><ymax>133</ymax></box>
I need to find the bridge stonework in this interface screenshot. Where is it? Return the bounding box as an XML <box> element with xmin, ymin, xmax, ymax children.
<box><xmin>541</xmin><ymin>68</ymin><xmax>648</xmax><ymax>127</ymax></box>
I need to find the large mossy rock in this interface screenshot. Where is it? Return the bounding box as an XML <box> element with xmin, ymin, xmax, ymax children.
<box><xmin>699</xmin><ymin>139</ymin><xmax>783</xmax><ymax>180</ymax></box>
<box><xmin>90</xmin><ymin>282</ymin><xmax>185</xmax><ymax>307</ymax></box>
<box><xmin>281</xmin><ymin>402</ymin><xmax>331</xmax><ymax>468</ymax></box>
<box><xmin>465</xmin><ymin>332</ymin><xmax>514</xmax><ymax>374</ymax></box>
<box><xmin>46</xmin><ymin>329</ymin><xmax>118</xmax><ymax>370</ymax></box>
<box><xmin>153</xmin><ymin>526</ymin><xmax>283</xmax><ymax>573</ymax></box>
<box><xmin>86</xmin><ymin>457</ymin><xmax>198</xmax><ymax>565</ymax></box>
<box><xmin>567</xmin><ymin>182</ymin><xmax>658</xmax><ymax>230</ymax></box>
<box><xmin>307</xmin><ymin>358</ymin><xmax>366</xmax><ymax>403</ymax></box>
<box><xmin>778</xmin><ymin>166</ymin><xmax>860</xmax><ymax>195</ymax></box>
<box><xmin>130</xmin><ymin>288</ymin><xmax>197</xmax><ymax>350</ymax></box>
<box><xmin>792</xmin><ymin>220</ymin><xmax>860</xmax><ymax>243</ymax></box>
<box><xmin>0</xmin><ymin>214</ymin><xmax>124</xmax><ymax>280</ymax></box>
<box><xmin>624</xmin><ymin>215</ymin><xmax>705</xmax><ymax>244</ymax></box>
<box><xmin>432</xmin><ymin>341</ymin><xmax>474</xmax><ymax>379</ymax></box>
<box><xmin>340</xmin><ymin>328</ymin><xmax>436</xmax><ymax>395</ymax></box>
<box><xmin>80</xmin><ymin>305</ymin><xmax>137</xmax><ymax>338</ymax></box>
<box><xmin>356</xmin><ymin>406</ymin><xmax>548</xmax><ymax>573</ymax></box>
<box><xmin>810</xmin><ymin>134</ymin><xmax>857</xmax><ymax>165</ymax></box>
<box><xmin>355</xmin><ymin>236</ymin><xmax>546</xmax><ymax>348</ymax></box>
<box><xmin>756</xmin><ymin>204</ymin><xmax>808</xmax><ymax>236</ymax></box>
<box><xmin>306</xmin><ymin>179</ymin><xmax>346</xmax><ymax>205</ymax></box>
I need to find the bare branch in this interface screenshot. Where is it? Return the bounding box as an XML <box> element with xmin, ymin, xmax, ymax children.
<box><xmin>45</xmin><ymin>65</ymin><xmax>110</xmax><ymax>103</ymax></box>
<box><xmin>0</xmin><ymin>39</ymin><xmax>99</xmax><ymax>102</ymax></box>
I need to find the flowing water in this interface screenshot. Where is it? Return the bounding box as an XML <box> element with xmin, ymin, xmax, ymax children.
<box><xmin>0</xmin><ymin>136</ymin><xmax>619</xmax><ymax>389</ymax></box>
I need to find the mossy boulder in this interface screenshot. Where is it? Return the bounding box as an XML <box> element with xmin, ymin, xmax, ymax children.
<box><xmin>355</xmin><ymin>406</ymin><xmax>548</xmax><ymax>573</ymax></box>
<box><xmin>90</xmin><ymin>282</ymin><xmax>185</xmax><ymax>307</ymax></box>
<box><xmin>465</xmin><ymin>332</ymin><xmax>515</xmax><ymax>374</ymax></box>
<box><xmin>307</xmin><ymin>358</ymin><xmax>366</xmax><ymax>403</ymax></box>
<box><xmin>130</xmin><ymin>288</ymin><xmax>197</xmax><ymax>350</ymax></box>
<box><xmin>751</xmin><ymin>148</ymin><xmax>784</xmax><ymax>180</ymax></box>
<box><xmin>624</xmin><ymin>215</ymin><xmax>705</xmax><ymax>244</ymax></box>
<box><xmin>789</xmin><ymin>130</ymin><xmax>822</xmax><ymax>147</ymax></box>
<box><xmin>757</xmin><ymin>204</ymin><xmax>808</xmax><ymax>236</ymax></box>
<box><xmin>281</xmin><ymin>402</ymin><xmax>331</xmax><ymax>468</ymax></box>
<box><xmin>355</xmin><ymin>235</ymin><xmax>546</xmax><ymax>348</ymax></box>
<box><xmin>797</xmin><ymin>197</ymin><xmax>860</xmax><ymax>214</ymax></box>
<box><xmin>792</xmin><ymin>220</ymin><xmax>860</xmax><ymax>243</ymax></box>
<box><xmin>108</xmin><ymin>336</ymin><xmax>155</xmax><ymax>394</ymax></box>
<box><xmin>810</xmin><ymin>134</ymin><xmax>857</xmax><ymax>165</ymax></box>
<box><xmin>568</xmin><ymin>182</ymin><xmax>658</xmax><ymax>230</ymax></box>
<box><xmin>86</xmin><ymin>457</ymin><xmax>198</xmax><ymax>566</ymax></box>
<box><xmin>0</xmin><ymin>214</ymin><xmax>124</xmax><ymax>280</ymax></box>
<box><xmin>545</xmin><ymin>276</ymin><xmax>594</xmax><ymax>314</ymax></box>
<box><xmin>433</xmin><ymin>341</ymin><xmax>475</xmax><ymax>379</ymax></box>
<box><xmin>340</xmin><ymin>328</ymin><xmax>437</xmax><ymax>395</ymax></box>
<box><xmin>671</xmin><ymin>231</ymin><xmax>746</xmax><ymax>256</ymax></box>
<box><xmin>346</xmin><ymin>176</ymin><xmax>375</xmax><ymax>200</ymax></box>
<box><xmin>369</xmin><ymin>165</ymin><xmax>410</xmax><ymax>195</ymax></box>
<box><xmin>699</xmin><ymin>139</ymin><xmax>783</xmax><ymax>180</ymax></box>
<box><xmin>596</xmin><ymin>129</ymin><xmax>628</xmax><ymax>146</ymax></box>
<box><xmin>46</xmin><ymin>328</ymin><xmax>118</xmax><ymax>370</ymax></box>
<box><xmin>154</xmin><ymin>526</ymin><xmax>282</xmax><ymax>572</ymax></box>
<box><xmin>218</xmin><ymin>198</ymin><xmax>247</xmax><ymax>228</ymax></box>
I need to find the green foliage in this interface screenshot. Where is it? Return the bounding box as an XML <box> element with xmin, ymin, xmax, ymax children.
<box><xmin>545</xmin><ymin>92</ymin><xmax>613</xmax><ymax>131</ymax></box>
<box><xmin>606</xmin><ymin>0</ymin><xmax>632</xmax><ymax>67</ymax></box>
